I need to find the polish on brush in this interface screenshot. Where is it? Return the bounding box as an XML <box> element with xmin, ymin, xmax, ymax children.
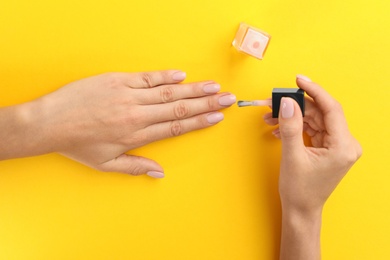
<box><xmin>237</xmin><ymin>100</ymin><xmax>272</xmax><ymax>107</ymax></box>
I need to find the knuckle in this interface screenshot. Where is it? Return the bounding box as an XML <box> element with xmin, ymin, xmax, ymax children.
<box><xmin>127</xmin><ymin>165</ymin><xmax>144</xmax><ymax>176</ymax></box>
<box><xmin>350</xmin><ymin>140</ymin><xmax>363</xmax><ymax>162</ymax></box>
<box><xmin>207</xmin><ymin>97</ymin><xmax>217</xmax><ymax>110</ymax></box>
<box><xmin>173</xmin><ymin>102</ymin><xmax>190</xmax><ymax>119</ymax></box>
<box><xmin>120</xmin><ymin>164</ymin><xmax>143</xmax><ymax>176</ymax></box>
<box><xmin>169</xmin><ymin>120</ymin><xmax>183</xmax><ymax>137</ymax></box>
<box><xmin>191</xmin><ymin>82</ymin><xmax>206</xmax><ymax>94</ymax></box>
<box><xmin>342</xmin><ymin>152</ymin><xmax>355</xmax><ymax>164</ymax></box>
<box><xmin>356</xmin><ymin>141</ymin><xmax>363</xmax><ymax>159</ymax></box>
<box><xmin>160</xmin><ymin>87</ymin><xmax>175</xmax><ymax>103</ymax></box>
<box><xmin>140</xmin><ymin>72</ymin><xmax>154</xmax><ymax>88</ymax></box>
<box><xmin>338</xmin><ymin>146</ymin><xmax>361</xmax><ymax>167</ymax></box>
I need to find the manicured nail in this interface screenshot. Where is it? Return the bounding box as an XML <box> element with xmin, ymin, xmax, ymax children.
<box><xmin>203</xmin><ymin>83</ymin><xmax>220</xmax><ymax>94</ymax></box>
<box><xmin>207</xmin><ymin>112</ymin><xmax>224</xmax><ymax>124</ymax></box>
<box><xmin>172</xmin><ymin>71</ymin><xmax>186</xmax><ymax>81</ymax></box>
<box><xmin>146</xmin><ymin>171</ymin><xmax>165</xmax><ymax>178</ymax></box>
<box><xmin>218</xmin><ymin>94</ymin><xmax>236</xmax><ymax>106</ymax></box>
<box><xmin>281</xmin><ymin>98</ymin><xmax>294</xmax><ymax>119</ymax></box>
<box><xmin>296</xmin><ymin>74</ymin><xmax>312</xmax><ymax>82</ymax></box>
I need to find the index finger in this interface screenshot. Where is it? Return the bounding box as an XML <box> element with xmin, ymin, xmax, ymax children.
<box><xmin>116</xmin><ymin>70</ymin><xmax>187</xmax><ymax>89</ymax></box>
<box><xmin>296</xmin><ymin>76</ymin><xmax>350</xmax><ymax>137</ymax></box>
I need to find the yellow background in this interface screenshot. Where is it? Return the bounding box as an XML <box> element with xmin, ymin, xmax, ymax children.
<box><xmin>0</xmin><ymin>0</ymin><xmax>389</xmax><ymax>259</ymax></box>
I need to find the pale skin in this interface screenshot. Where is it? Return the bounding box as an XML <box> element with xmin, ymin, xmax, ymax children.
<box><xmin>0</xmin><ymin>71</ymin><xmax>361</xmax><ymax>258</ymax></box>
<box><xmin>0</xmin><ymin>70</ymin><xmax>237</xmax><ymax>178</ymax></box>
<box><xmin>263</xmin><ymin>75</ymin><xmax>362</xmax><ymax>260</ymax></box>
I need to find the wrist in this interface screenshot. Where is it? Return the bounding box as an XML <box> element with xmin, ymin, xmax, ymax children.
<box><xmin>280</xmin><ymin>206</ymin><xmax>323</xmax><ymax>260</ymax></box>
<box><xmin>281</xmin><ymin>202</ymin><xmax>323</xmax><ymax>220</ymax></box>
<box><xmin>282</xmin><ymin>206</ymin><xmax>323</xmax><ymax>231</ymax></box>
<box><xmin>0</xmin><ymin>98</ymin><xmax>56</xmax><ymax>160</ymax></box>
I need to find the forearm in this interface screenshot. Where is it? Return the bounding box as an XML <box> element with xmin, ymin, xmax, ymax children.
<box><xmin>0</xmin><ymin>100</ymin><xmax>54</xmax><ymax>160</ymax></box>
<box><xmin>280</xmin><ymin>207</ymin><xmax>322</xmax><ymax>260</ymax></box>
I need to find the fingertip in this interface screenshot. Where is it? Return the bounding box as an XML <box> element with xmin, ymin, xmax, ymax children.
<box><xmin>218</xmin><ymin>93</ymin><xmax>237</xmax><ymax>107</ymax></box>
<box><xmin>272</xmin><ymin>128</ymin><xmax>281</xmax><ymax>139</ymax></box>
<box><xmin>279</xmin><ymin>97</ymin><xmax>295</xmax><ymax>119</ymax></box>
<box><xmin>277</xmin><ymin>97</ymin><xmax>304</xmax><ymax>145</ymax></box>
<box><xmin>203</xmin><ymin>82</ymin><xmax>221</xmax><ymax>94</ymax></box>
<box><xmin>146</xmin><ymin>171</ymin><xmax>165</xmax><ymax>178</ymax></box>
<box><xmin>263</xmin><ymin>112</ymin><xmax>272</xmax><ymax>120</ymax></box>
<box><xmin>206</xmin><ymin>112</ymin><xmax>224</xmax><ymax>124</ymax></box>
<box><xmin>172</xmin><ymin>70</ymin><xmax>187</xmax><ymax>82</ymax></box>
<box><xmin>295</xmin><ymin>74</ymin><xmax>315</xmax><ymax>92</ymax></box>
<box><xmin>296</xmin><ymin>74</ymin><xmax>312</xmax><ymax>83</ymax></box>
<box><xmin>295</xmin><ymin>74</ymin><xmax>338</xmax><ymax>116</ymax></box>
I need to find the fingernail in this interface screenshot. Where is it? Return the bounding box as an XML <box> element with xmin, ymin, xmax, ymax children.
<box><xmin>172</xmin><ymin>71</ymin><xmax>186</xmax><ymax>81</ymax></box>
<box><xmin>207</xmin><ymin>112</ymin><xmax>224</xmax><ymax>124</ymax></box>
<box><xmin>296</xmin><ymin>74</ymin><xmax>312</xmax><ymax>82</ymax></box>
<box><xmin>218</xmin><ymin>94</ymin><xmax>236</xmax><ymax>106</ymax></box>
<box><xmin>281</xmin><ymin>98</ymin><xmax>294</xmax><ymax>118</ymax></box>
<box><xmin>146</xmin><ymin>171</ymin><xmax>165</xmax><ymax>178</ymax></box>
<box><xmin>203</xmin><ymin>83</ymin><xmax>220</xmax><ymax>94</ymax></box>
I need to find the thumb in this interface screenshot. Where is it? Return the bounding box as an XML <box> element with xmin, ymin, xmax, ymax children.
<box><xmin>278</xmin><ymin>97</ymin><xmax>305</xmax><ymax>154</ymax></box>
<box><xmin>98</xmin><ymin>154</ymin><xmax>165</xmax><ymax>178</ymax></box>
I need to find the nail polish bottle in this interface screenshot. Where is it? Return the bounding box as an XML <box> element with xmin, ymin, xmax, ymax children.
<box><xmin>232</xmin><ymin>22</ymin><xmax>271</xmax><ymax>60</ymax></box>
